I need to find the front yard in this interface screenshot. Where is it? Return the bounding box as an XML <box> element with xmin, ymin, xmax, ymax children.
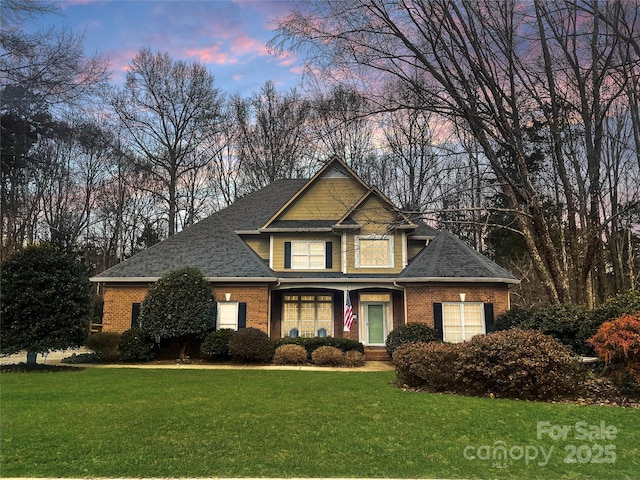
<box><xmin>1</xmin><ymin>368</ymin><xmax>638</xmax><ymax>479</ymax></box>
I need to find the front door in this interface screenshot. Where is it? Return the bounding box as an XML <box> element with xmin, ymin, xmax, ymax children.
<box><xmin>366</xmin><ymin>303</ymin><xmax>385</xmax><ymax>345</ymax></box>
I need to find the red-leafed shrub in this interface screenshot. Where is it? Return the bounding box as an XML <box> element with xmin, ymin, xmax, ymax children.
<box><xmin>589</xmin><ymin>313</ymin><xmax>640</xmax><ymax>382</ymax></box>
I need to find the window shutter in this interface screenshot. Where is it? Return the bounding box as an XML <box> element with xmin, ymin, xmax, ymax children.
<box><xmin>325</xmin><ymin>241</ymin><xmax>333</xmax><ymax>269</ymax></box>
<box><xmin>131</xmin><ymin>303</ymin><xmax>141</xmax><ymax>328</ymax></box>
<box><xmin>484</xmin><ymin>303</ymin><xmax>495</xmax><ymax>332</ymax></box>
<box><xmin>433</xmin><ymin>303</ymin><xmax>443</xmax><ymax>340</ymax></box>
<box><xmin>238</xmin><ymin>302</ymin><xmax>247</xmax><ymax>329</ymax></box>
<box><xmin>284</xmin><ymin>242</ymin><xmax>291</xmax><ymax>269</ymax></box>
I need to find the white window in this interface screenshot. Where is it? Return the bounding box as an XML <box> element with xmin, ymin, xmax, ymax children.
<box><xmin>217</xmin><ymin>302</ymin><xmax>239</xmax><ymax>330</ymax></box>
<box><xmin>355</xmin><ymin>235</ymin><xmax>394</xmax><ymax>268</ymax></box>
<box><xmin>291</xmin><ymin>240</ymin><xmax>325</xmax><ymax>269</ymax></box>
<box><xmin>282</xmin><ymin>294</ymin><xmax>333</xmax><ymax>338</ymax></box>
<box><xmin>442</xmin><ymin>302</ymin><xmax>485</xmax><ymax>343</ymax></box>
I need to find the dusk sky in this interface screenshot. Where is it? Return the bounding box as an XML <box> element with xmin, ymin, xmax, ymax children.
<box><xmin>32</xmin><ymin>0</ymin><xmax>307</xmax><ymax>96</ymax></box>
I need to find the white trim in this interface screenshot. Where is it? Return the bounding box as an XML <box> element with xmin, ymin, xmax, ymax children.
<box><xmin>217</xmin><ymin>301</ymin><xmax>240</xmax><ymax>330</ymax></box>
<box><xmin>290</xmin><ymin>239</ymin><xmax>326</xmax><ymax>269</ymax></box>
<box><xmin>354</xmin><ymin>235</ymin><xmax>394</xmax><ymax>268</ymax></box>
<box><xmin>341</xmin><ymin>233</ymin><xmax>347</xmax><ymax>274</ymax></box>
<box><xmin>269</xmin><ymin>234</ymin><xmax>274</xmax><ymax>270</ymax></box>
<box><xmin>401</xmin><ymin>231</ymin><xmax>407</xmax><ymax>268</ymax></box>
<box><xmin>396</xmin><ymin>277</ymin><xmax>520</xmax><ymax>284</ymax></box>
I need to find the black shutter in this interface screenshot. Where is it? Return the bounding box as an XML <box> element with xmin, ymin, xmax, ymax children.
<box><xmin>433</xmin><ymin>303</ymin><xmax>443</xmax><ymax>340</ymax></box>
<box><xmin>284</xmin><ymin>242</ymin><xmax>291</xmax><ymax>269</ymax></box>
<box><xmin>484</xmin><ymin>303</ymin><xmax>495</xmax><ymax>332</ymax></box>
<box><xmin>238</xmin><ymin>302</ymin><xmax>247</xmax><ymax>329</ymax></box>
<box><xmin>131</xmin><ymin>303</ymin><xmax>141</xmax><ymax>328</ymax></box>
<box><xmin>325</xmin><ymin>241</ymin><xmax>333</xmax><ymax>269</ymax></box>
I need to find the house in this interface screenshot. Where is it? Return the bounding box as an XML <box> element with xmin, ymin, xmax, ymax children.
<box><xmin>90</xmin><ymin>157</ymin><xmax>519</xmax><ymax>358</ymax></box>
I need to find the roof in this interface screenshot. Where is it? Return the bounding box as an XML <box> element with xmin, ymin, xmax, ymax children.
<box><xmin>398</xmin><ymin>231</ymin><xmax>519</xmax><ymax>283</ymax></box>
<box><xmin>91</xmin><ymin>158</ymin><xmax>517</xmax><ymax>285</ymax></box>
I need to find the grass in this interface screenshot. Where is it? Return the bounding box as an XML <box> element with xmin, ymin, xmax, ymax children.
<box><xmin>1</xmin><ymin>368</ymin><xmax>639</xmax><ymax>479</ymax></box>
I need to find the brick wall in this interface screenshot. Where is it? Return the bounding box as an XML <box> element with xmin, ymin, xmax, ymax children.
<box><xmin>404</xmin><ymin>283</ymin><xmax>511</xmax><ymax>327</ymax></box>
<box><xmin>100</xmin><ymin>283</ymin><xmax>271</xmax><ymax>334</ymax></box>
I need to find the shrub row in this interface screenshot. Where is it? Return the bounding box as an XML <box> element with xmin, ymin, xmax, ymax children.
<box><xmin>84</xmin><ymin>328</ymin><xmax>156</xmax><ymax>363</ymax></box>
<box><xmin>393</xmin><ymin>329</ymin><xmax>585</xmax><ymax>401</ymax></box>
<box><xmin>274</xmin><ymin>336</ymin><xmax>365</xmax><ymax>359</ymax></box>
<box><xmin>495</xmin><ymin>290</ymin><xmax>640</xmax><ymax>355</ymax></box>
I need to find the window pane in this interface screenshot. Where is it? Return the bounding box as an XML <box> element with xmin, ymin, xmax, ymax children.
<box><xmin>281</xmin><ymin>294</ymin><xmax>333</xmax><ymax>338</ymax></box>
<box><xmin>291</xmin><ymin>241</ymin><xmax>325</xmax><ymax>269</ymax></box>
<box><xmin>217</xmin><ymin>303</ymin><xmax>238</xmax><ymax>330</ymax></box>
<box><xmin>359</xmin><ymin>238</ymin><xmax>390</xmax><ymax>267</ymax></box>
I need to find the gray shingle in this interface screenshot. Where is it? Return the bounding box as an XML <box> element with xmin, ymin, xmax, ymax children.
<box><xmin>399</xmin><ymin>231</ymin><xmax>519</xmax><ymax>282</ymax></box>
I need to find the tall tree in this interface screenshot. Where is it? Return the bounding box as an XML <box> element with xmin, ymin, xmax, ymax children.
<box><xmin>111</xmin><ymin>48</ymin><xmax>223</xmax><ymax>236</ymax></box>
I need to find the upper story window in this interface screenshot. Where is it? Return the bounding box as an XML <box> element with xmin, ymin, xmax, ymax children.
<box><xmin>292</xmin><ymin>240</ymin><xmax>325</xmax><ymax>269</ymax></box>
<box><xmin>284</xmin><ymin>240</ymin><xmax>333</xmax><ymax>270</ymax></box>
<box><xmin>355</xmin><ymin>235</ymin><xmax>394</xmax><ymax>268</ymax></box>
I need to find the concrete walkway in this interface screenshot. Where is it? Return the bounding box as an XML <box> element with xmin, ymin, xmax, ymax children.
<box><xmin>0</xmin><ymin>348</ymin><xmax>395</xmax><ymax>372</ymax></box>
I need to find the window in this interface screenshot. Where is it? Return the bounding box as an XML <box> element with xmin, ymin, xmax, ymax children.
<box><xmin>282</xmin><ymin>294</ymin><xmax>333</xmax><ymax>338</ymax></box>
<box><xmin>216</xmin><ymin>302</ymin><xmax>246</xmax><ymax>330</ymax></box>
<box><xmin>355</xmin><ymin>235</ymin><xmax>394</xmax><ymax>268</ymax></box>
<box><xmin>285</xmin><ymin>241</ymin><xmax>332</xmax><ymax>269</ymax></box>
<box><xmin>442</xmin><ymin>302</ymin><xmax>484</xmax><ymax>342</ymax></box>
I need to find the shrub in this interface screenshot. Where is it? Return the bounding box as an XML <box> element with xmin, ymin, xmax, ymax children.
<box><xmin>274</xmin><ymin>337</ymin><xmax>364</xmax><ymax>358</ymax></box>
<box><xmin>228</xmin><ymin>328</ymin><xmax>274</xmax><ymax>363</ymax></box>
<box><xmin>588</xmin><ymin>313</ymin><xmax>640</xmax><ymax>383</ymax></box>
<box><xmin>87</xmin><ymin>332</ymin><xmax>121</xmax><ymax>362</ymax></box>
<box><xmin>344</xmin><ymin>349</ymin><xmax>365</xmax><ymax>367</ymax></box>
<box><xmin>118</xmin><ymin>328</ymin><xmax>156</xmax><ymax>362</ymax></box>
<box><xmin>495</xmin><ymin>303</ymin><xmax>592</xmax><ymax>355</ymax></box>
<box><xmin>273</xmin><ymin>344</ymin><xmax>308</xmax><ymax>365</ymax></box>
<box><xmin>580</xmin><ymin>291</ymin><xmax>640</xmax><ymax>352</ymax></box>
<box><xmin>200</xmin><ymin>329</ymin><xmax>235</xmax><ymax>359</ymax></box>
<box><xmin>311</xmin><ymin>346</ymin><xmax>345</xmax><ymax>366</ymax></box>
<box><xmin>393</xmin><ymin>342</ymin><xmax>462</xmax><ymax>389</ymax></box>
<box><xmin>385</xmin><ymin>323</ymin><xmax>438</xmax><ymax>357</ymax></box>
<box><xmin>457</xmin><ymin>329</ymin><xmax>584</xmax><ymax>400</ymax></box>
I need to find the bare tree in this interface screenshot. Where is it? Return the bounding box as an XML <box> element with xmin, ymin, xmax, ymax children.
<box><xmin>111</xmin><ymin>48</ymin><xmax>223</xmax><ymax>236</ymax></box>
<box><xmin>232</xmin><ymin>80</ymin><xmax>313</xmax><ymax>193</ymax></box>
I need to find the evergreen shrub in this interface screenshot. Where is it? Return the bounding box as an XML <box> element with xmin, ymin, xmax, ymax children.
<box><xmin>393</xmin><ymin>341</ymin><xmax>462</xmax><ymax>389</ymax></box>
<box><xmin>118</xmin><ymin>328</ymin><xmax>156</xmax><ymax>362</ymax></box>
<box><xmin>385</xmin><ymin>323</ymin><xmax>438</xmax><ymax>357</ymax></box>
<box><xmin>200</xmin><ymin>329</ymin><xmax>235</xmax><ymax>359</ymax></box>
<box><xmin>228</xmin><ymin>328</ymin><xmax>274</xmax><ymax>363</ymax></box>
<box><xmin>87</xmin><ymin>332</ymin><xmax>121</xmax><ymax>361</ymax></box>
<box><xmin>344</xmin><ymin>349</ymin><xmax>365</xmax><ymax>367</ymax></box>
<box><xmin>275</xmin><ymin>337</ymin><xmax>364</xmax><ymax>358</ymax></box>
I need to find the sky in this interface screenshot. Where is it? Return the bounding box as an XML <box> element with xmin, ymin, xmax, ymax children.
<box><xmin>31</xmin><ymin>0</ymin><xmax>307</xmax><ymax>96</ymax></box>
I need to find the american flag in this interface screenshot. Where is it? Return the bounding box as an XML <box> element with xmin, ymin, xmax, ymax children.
<box><xmin>344</xmin><ymin>290</ymin><xmax>354</xmax><ymax>332</ymax></box>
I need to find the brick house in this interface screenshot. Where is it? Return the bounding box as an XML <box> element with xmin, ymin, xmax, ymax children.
<box><xmin>90</xmin><ymin>157</ymin><xmax>519</xmax><ymax>358</ymax></box>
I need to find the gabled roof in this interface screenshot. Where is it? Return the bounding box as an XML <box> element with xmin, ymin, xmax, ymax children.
<box><xmin>398</xmin><ymin>231</ymin><xmax>519</xmax><ymax>283</ymax></box>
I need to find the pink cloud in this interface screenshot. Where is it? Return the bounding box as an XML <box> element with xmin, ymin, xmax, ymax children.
<box><xmin>186</xmin><ymin>45</ymin><xmax>237</xmax><ymax>65</ymax></box>
<box><xmin>231</xmin><ymin>34</ymin><xmax>270</xmax><ymax>57</ymax></box>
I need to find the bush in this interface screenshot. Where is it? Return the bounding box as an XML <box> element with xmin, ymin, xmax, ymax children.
<box><xmin>274</xmin><ymin>337</ymin><xmax>364</xmax><ymax>359</ymax></box>
<box><xmin>311</xmin><ymin>346</ymin><xmax>345</xmax><ymax>366</ymax></box>
<box><xmin>87</xmin><ymin>332</ymin><xmax>121</xmax><ymax>362</ymax></box>
<box><xmin>589</xmin><ymin>313</ymin><xmax>640</xmax><ymax>383</ymax></box>
<box><xmin>344</xmin><ymin>349</ymin><xmax>365</xmax><ymax>367</ymax></box>
<box><xmin>580</xmin><ymin>291</ymin><xmax>640</xmax><ymax>352</ymax></box>
<box><xmin>273</xmin><ymin>344</ymin><xmax>308</xmax><ymax>365</ymax></box>
<box><xmin>392</xmin><ymin>330</ymin><xmax>585</xmax><ymax>400</ymax></box>
<box><xmin>200</xmin><ymin>329</ymin><xmax>235</xmax><ymax>359</ymax></box>
<box><xmin>393</xmin><ymin>342</ymin><xmax>462</xmax><ymax>389</ymax></box>
<box><xmin>495</xmin><ymin>304</ymin><xmax>592</xmax><ymax>355</ymax></box>
<box><xmin>228</xmin><ymin>328</ymin><xmax>274</xmax><ymax>363</ymax></box>
<box><xmin>118</xmin><ymin>328</ymin><xmax>156</xmax><ymax>362</ymax></box>
<box><xmin>457</xmin><ymin>329</ymin><xmax>584</xmax><ymax>400</ymax></box>
<box><xmin>385</xmin><ymin>323</ymin><xmax>438</xmax><ymax>357</ymax></box>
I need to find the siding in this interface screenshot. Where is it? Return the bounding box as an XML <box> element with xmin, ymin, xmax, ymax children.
<box><xmin>280</xmin><ymin>177</ymin><xmax>367</xmax><ymax>220</ymax></box>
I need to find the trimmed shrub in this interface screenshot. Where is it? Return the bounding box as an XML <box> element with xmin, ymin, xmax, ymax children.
<box><xmin>385</xmin><ymin>323</ymin><xmax>438</xmax><ymax>357</ymax></box>
<box><xmin>495</xmin><ymin>304</ymin><xmax>592</xmax><ymax>355</ymax></box>
<box><xmin>393</xmin><ymin>341</ymin><xmax>462</xmax><ymax>389</ymax></box>
<box><xmin>273</xmin><ymin>344</ymin><xmax>308</xmax><ymax>365</ymax></box>
<box><xmin>589</xmin><ymin>313</ymin><xmax>640</xmax><ymax>383</ymax></box>
<box><xmin>311</xmin><ymin>346</ymin><xmax>345</xmax><ymax>366</ymax></box>
<box><xmin>118</xmin><ymin>328</ymin><xmax>156</xmax><ymax>362</ymax></box>
<box><xmin>456</xmin><ymin>329</ymin><xmax>585</xmax><ymax>400</ymax></box>
<box><xmin>274</xmin><ymin>336</ymin><xmax>364</xmax><ymax>358</ymax></box>
<box><xmin>200</xmin><ymin>329</ymin><xmax>235</xmax><ymax>359</ymax></box>
<box><xmin>344</xmin><ymin>349</ymin><xmax>365</xmax><ymax>367</ymax></box>
<box><xmin>87</xmin><ymin>332</ymin><xmax>121</xmax><ymax>362</ymax></box>
<box><xmin>228</xmin><ymin>328</ymin><xmax>274</xmax><ymax>363</ymax></box>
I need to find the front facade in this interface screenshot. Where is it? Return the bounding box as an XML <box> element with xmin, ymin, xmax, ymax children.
<box><xmin>92</xmin><ymin>158</ymin><xmax>519</xmax><ymax>355</ymax></box>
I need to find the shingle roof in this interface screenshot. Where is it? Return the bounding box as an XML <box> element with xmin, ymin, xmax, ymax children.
<box><xmin>398</xmin><ymin>231</ymin><xmax>519</xmax><ymax>283</ymax></box>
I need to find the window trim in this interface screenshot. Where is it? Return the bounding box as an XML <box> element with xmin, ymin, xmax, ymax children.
<box><xmin>441</xmin><ymin>301</ymin><xmax>485</xmax><ymax>343</ymax></box>
<box><xmin>355</xmin><ymin>235</ymin><xmax>394</xmax><ymax>268</ymax></box>
<box><xmin>217</xmin><ymin>301</ymin><xmax>240</xmax><ymax>330</ymax></box>
<box><xmin>282</xmin><ymin>294</ymin><xmax>334</xmax><ymax>338</ymax></box>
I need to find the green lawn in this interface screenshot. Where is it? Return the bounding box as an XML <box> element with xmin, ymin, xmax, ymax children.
<box><xmin>1</xmin><ymin>368</ymin><xmax>638</xmax><ymax>479</ymax></box>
